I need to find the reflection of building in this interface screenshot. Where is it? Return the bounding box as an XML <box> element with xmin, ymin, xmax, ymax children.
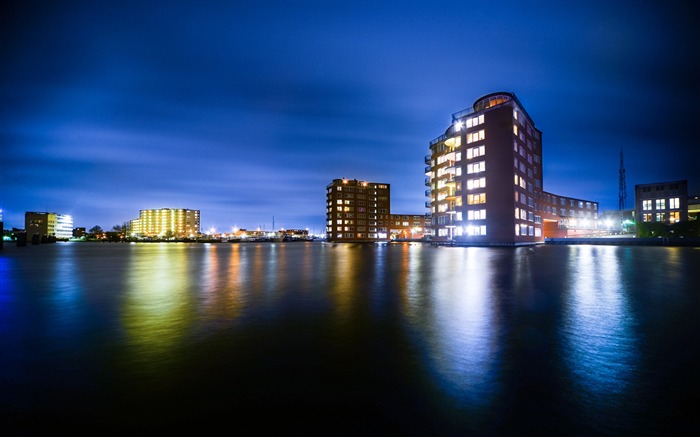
<box><xmin>326</xmin><ymin>179</ymin><xmax>390</xmax><ymax>242</ymax></box>
<box><xmin>131</xmin><ymin>208</ymin><xmax>200</xmax><ymax>237</ymax></box>
<box><xmin>389</xmin><ymin>214</ymin><xmax>431</xmax><ymax>240</ymax></box>
<box><xmin>426</xmin><ymin>92</ymin><xmax>598</xmax><ymax>245</ymax></box>
<box><xmin>25</xmin><ymin>212</ymin><xmax>73</xmax><ymax>239</ymax></box>
<box><xmin>635</xmin><ymin>180</ymin><xmax>688</xmax><ymax>224</ymax></box>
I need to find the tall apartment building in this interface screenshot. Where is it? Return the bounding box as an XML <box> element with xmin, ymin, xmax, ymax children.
<box><xmin>426</xmin><ymin>92</ymin><xmax>598</xmax><ymax>245</ymax></box>
<box><xmin>131</xmin><ymin>208</ymin><xmax>200</xmax><ymax>238</ymax></box>
<box><xmin>25</xmin><ymin>212</ymin><xmax>73</xmax><ymax>239</ymax></box>
<box><xmin>635</xmin><ymin>180</ymin><xmax>688</xmax><ymax>223</ymax></box>
<box><xmin>326</xmin><ymin>179</ymin><xmax>390</xmax><ymax>242</ymax></box>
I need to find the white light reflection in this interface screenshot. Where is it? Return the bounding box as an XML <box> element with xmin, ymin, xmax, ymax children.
<box><xmin>563</xmin><ymin>246</ymin><xmax>638</xmax><ymax>398</ymax></box>
<box><xmin>410</xmin><ymin>247</ymin><xmax>498</xmax><ymax>405</ymax></box>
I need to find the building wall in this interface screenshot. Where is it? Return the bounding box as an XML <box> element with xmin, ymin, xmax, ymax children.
<box><xmin>635</xmin><ymin>180</ymin><xmax>688</xmax><ymax>224</ymax></box>
<box><xmin>136</xmin><ymin>208</ymin><xmax>200</xmax><ymax>237</ymax></box>
<box><xmin>326</xmin><ymin>179</ymin><xmax>390</xmax><ymax>242</ymax></box>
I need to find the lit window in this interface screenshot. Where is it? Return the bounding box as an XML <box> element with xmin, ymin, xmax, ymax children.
<box><xmin>670</xmin><ymin>211</ymin><xmax>680</xmax><ymax>222</ymax></box>
<box><xmin>642</xmin><ymin>200</ymin><xmax>652</xmax><ymax>211</ymax></box>
<box><xmin>670</xmin><ymin>198</ymin><xmax>680</xmax><ymax>209</ymax></box>
<box><xmin>656</xmin><ymin>199</ymin><xmax>666</xmax><ymax>209</ymax></box>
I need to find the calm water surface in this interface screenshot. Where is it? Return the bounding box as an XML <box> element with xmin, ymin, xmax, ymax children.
<box><xmin>1</xmin><ymin>242</ymin><xmax>698</xmax><ymax>435</ymax></box>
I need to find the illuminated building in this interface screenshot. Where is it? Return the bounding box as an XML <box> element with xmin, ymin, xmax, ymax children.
<box><xmin>132</xmin><ymin>208</ymin><xmax>200</xmax><ymax>238</ymax></box>
<box><xmin>389</xmin><ymin>214</ymin><xmax>431</xmax><ymax>240</ymax></box>
<box><xmin>25</xmin><ymin>212</ymin><xmax>73</xmax><ymax>239</ymax></box>
<box><xmin>326</xmin><ymin>179</ymin><xmax>390</xmax><ymax>242</ymax></box>
<box><xmin>426</xmin><ymin>92</ymin><xmax>598</xmax><ymax>245</ymax></box>
<box><xmin>635</xmin><ymin>180</ymin><xmax>688</xmax><ymax>224</ymax></box>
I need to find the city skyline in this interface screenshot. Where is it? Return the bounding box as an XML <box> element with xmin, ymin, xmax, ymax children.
<box><xmin>2</xmin><ymin>1</ymin><xmax>699</xmax><ymax>231</ymax></box>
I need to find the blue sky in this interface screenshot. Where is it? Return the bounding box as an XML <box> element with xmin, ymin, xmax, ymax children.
<box><xmin>2</xmin><ymin>0</ymin><xmax>698</xmax><ymax>232</ymax></box>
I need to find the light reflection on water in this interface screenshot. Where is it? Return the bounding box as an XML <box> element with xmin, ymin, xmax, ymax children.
<box><xmin>1</xmin><ymin>242</ymin><xmax>698</xmax><ymax>434</ymax></box>
<box><xmin>563</xmin><ymin>246</ymin><xmax>637</xmax><ymax>398</ymax></box>
<box><xmin>406</xmin><ymin>247</ymin><xmax>499</xmax><ymax>406</ymax></box>
<box><xmin>123</xmin><ymin>244</ymin><xmax>193</xmax><ymax>373</ymax></box>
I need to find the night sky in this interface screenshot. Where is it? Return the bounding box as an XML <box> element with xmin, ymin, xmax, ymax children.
<box><xmin>2</xmin><ymin>0</ymin><xmax>698</xmax><ymax>233</ymax></box>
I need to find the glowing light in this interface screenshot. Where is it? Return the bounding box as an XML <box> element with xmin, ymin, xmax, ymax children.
<box><xmin>454</xmin><ymin>120</ymin><xmax>463</xmax><ymax>131</ymax></box>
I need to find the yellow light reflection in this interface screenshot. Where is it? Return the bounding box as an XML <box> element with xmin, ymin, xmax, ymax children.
<box><xmin>123</xmin><ymin>244</ymin><xmax>193</xmax><ymax>376</ymax></box>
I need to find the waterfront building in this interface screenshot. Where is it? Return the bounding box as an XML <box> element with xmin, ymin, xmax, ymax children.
<box><xmin>326</xmin><ymin>179</ymin><xmax>390</xmax><ymax>242</ymax></box>
<box><xmin>426</xmin><ymin>92</ymin><xmax>598</xmax><ymax>245</ymax></box>
<box><xmin>24</xmin><ymin>212</ymin><xmax>73</xmax><ymax>239</ymax></box>
<box><xmin>131</xmin><ymin>208</ymin><xmax>200</xmax><ymax>238</ymax></box>
<box><xmin>389</xmin><ymin>213</ymin><xmax>431</xmax><ymax>240</ymax></box>
<box><xmin>72</xmin><ymin>227</ymin><xmax>87</xmax><ymax>238</ymax></box>
<box><xmin>635</xmin><ymin>180</ymin><xmax>688</xmax><ymax>223</ymax></box>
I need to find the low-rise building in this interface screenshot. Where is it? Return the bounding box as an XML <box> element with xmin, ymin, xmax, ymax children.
<box><xmin>25</xmin><ymin>212</ymin><xmax>73</xmax><ymax>239</ymax></box>
<box><xmin>635</xmin><ymin>180</ymin><xmax>688</xmax><ymax>224</ymax></box>
<box><xmin>389</xmin><ymin>214</ymin><xmax>431</xmax><ymax>240</ymax></box>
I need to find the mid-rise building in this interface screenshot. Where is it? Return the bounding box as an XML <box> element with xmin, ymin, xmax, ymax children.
<box><xmin>326</xmin><ymin>179</ymin><xmax>390</xmax><ymax>242</ymax></box>
<box><xmin>635</xmin><ymin>180</ymin><xmax>688</xmax><ymax>224</ymax></box>
<box><xmin>426</xmin><ymin>92</ymin><xmax>598</xmax><ymax>245</ymax></box>
<box><xmin>25</xmin><ymin>212</ymin><xmax>73</xmax><ymax>239</ymax></box>
<box><xmin>131</xmin><ymin>208</ymin><xmax>200</xmax><ymax>238</ymax></box>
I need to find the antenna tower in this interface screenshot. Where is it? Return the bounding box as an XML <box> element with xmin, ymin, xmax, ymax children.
<box><xmin>618</xmin><ymin>149</ymin><xmax>627</xmax><ymax>210</ymax></box>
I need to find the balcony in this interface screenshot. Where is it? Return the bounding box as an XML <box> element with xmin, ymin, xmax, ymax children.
<box><xmin>425</xmin><ymin>177</ymin><xmax>431</xmax><ymax>187</ymax></box>
<box><xmin>425</xmin><ymin>201</ymin><xmax>431</xmax><ymax>208</ymax></box>
<box><xmin>424</xmin><ymin>165</ymin><xmax>431</xmax><ymax>175</ymax></box>
<box><xmin>424</xmin><ymin>154</ymin><xmax>431</xmax><ymax>164</ymax></box>
<box><xmin>424</xmin><ymin>189</ymin><xmax>431</xmax><ymax>197</ymax></box>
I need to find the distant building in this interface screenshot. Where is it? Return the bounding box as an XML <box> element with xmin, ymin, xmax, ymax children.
<box><xmin>635</xmin><ymin>180</ymin><xmax>688</xmax><ymax>224</ymax></box>
<box><xmin>598</xmin><ymin>209</ymin><xmax>635</xmax><ymax>233</ymax></box>
<box><xmin>389</xmin><ymin>214</ymin><xmax>431</xmax><ymax>240</ymax></box>
<box><xmin>25</xmin><ymin>212</ymin><xmax>73</xmax><ymax>239</ymax></box>
<box><xmin>73</xmin><ymin>227</ymin><xmax>86</xmax><ymax>238</ymax></box>
<box><xmin>326</xmin><ymin>179</ymin><xmax>390</xmax><ymax>242</ymax></box>
<box><xmin>279</xmin><ymin>228</ymin><xmax>311</xmax><ymax>240</ymax></box>
<box><xmin>131</xmin><ymin>208</ymin><xmax>200</xmax><ymax>238</ymax></box>
<box><xmin>426</xmin><ymin>92</ymin><xmax>599</xmax><ymax>245</ymax></box>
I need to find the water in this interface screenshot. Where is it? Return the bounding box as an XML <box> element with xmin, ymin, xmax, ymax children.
<box><xmin>1</xmin><ymin>242</ymin><xmax>698</xmax><ymax>435</ymax></box>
